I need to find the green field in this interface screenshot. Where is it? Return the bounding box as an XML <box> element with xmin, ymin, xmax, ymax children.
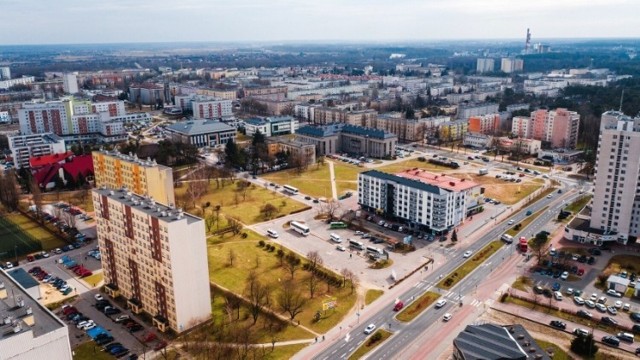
<box><xmin>0</xmin><ymin>214</ymin><xmax>44</xmax><ymax>261</ymax></box>
<box><xmin>261</xmin><ymin>162</ymin><xmax>361</xmax><ymax>199</ymax></box>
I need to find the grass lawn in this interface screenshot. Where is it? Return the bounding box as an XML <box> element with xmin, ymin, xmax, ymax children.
<box><xmin>262</xmin><ymin>162</ymin><xmax>361</xmax><ymax>198</ymax></box>
<box><xmin>207</xmin><ymin>236</ymin><xmax>357</xmax><ymax>333</ymax></box>
<box><xmin>534</xmin><ymin>339</ymin><xmax>571</xmax><ymax>360</ymax></box>
<box><xmin>452</xmin><ymin>173</ymin><xmax>543</xmax><ymax>205</ymax></box>
<box><xmin>600</xmin><ymin>255</ymin><xmax>640</xmax><ymax>280</ymax></box>
<box><xmin>563</xmin><ymin>195</ymin><xmax>592</xmax><ymax>215</ymax></box>
<box><xmin>72</xmin><ymin>341</ymin><xmax>115</xmax><ymax>360</ymax></box>
<box><xmin>396</xmin><ymin>291</ymin><xmax>440</xmax><ymax>322</ymax></box>
<box><xmin>438</xmin><ymin>240</ymin><xmax>504</xmax><ymax>290</ymax></box>
<box><xmin>377</xmin><ymin>159</ymin><xmax>453</xmax><ymax>174</ymax></box>
<box><xmin>506</xmin><ymin>207</ymin><xmax>547</xmax><ymax>237</ymax></box>
<box><xmin>41</xmin><ymin>191</ymin><xmax>94</xmax><ymax>212</ymax></box>
<box><xmin>1</xmin><ymin>212</ymin><xmax>64</xmax><ymax>257</ymax></box>
<box><xmin>176</xmin><ymin>180</ymin><xmax>308</xmax><ymax>226</ymax></box>
<box><xmin>332</xmin><ymin>162</ymin><xmax>363</xmax><ymax>195</ymax></box>
<box><xmin>267</xmin><ymin>344</ymin><xmax>309</xmax><ymax>360</ymax></box>
<box><xmin>348</xmin><ymin>329</ymin><xmax>392</xmax><ymax>360</ymax></box>
<box><xmin>365</xmin><ymin>289</ymin><xmax>384</xmax><ymax>305</ymax></box>
<box><xmin>512</xmin><ymin>276</ymin><xmax>532</xmax><ymax>292</ymax></box>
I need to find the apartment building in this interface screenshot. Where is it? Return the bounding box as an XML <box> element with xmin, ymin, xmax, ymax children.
<box><xmin>500</xmin><ymin>57</ymin><xmax>524</xmax><ymax>73</ymax></box>
<box><xmin>296</xmin><ymin>123</ymin><xmax>397</xmax><ymax>158</ymax></box>
<box><xmin>62</xmin><ymin>73</ymin><xmax>78</xmax><ymax>94</ymax></box>
<box><xmin>165</xmin><ymin>120</ymin><xmax>236</xmax><ymax>149</ymax></box>
<box><xmin>8</xmin><ymin>133</ymin><xmax>66</xmax><ymax>169</ymax></box>
<box><xmin>92</xmin><ymin>187</ymin><xmax>211</xmax><ymax>333</ymax></box>
<box><xmin>196</xmin><ymin>88</ymin><xmax>238</xmax><ymax>101</ymax></box>
<box><xmin>439</xmin><ymin>119</ymin><xmax>469</xmax><ymax>141</ymax></box>
<box><xmin>511</xmin><ymin>116</ymin><xmax>532</xmax><ymax>138</ymax></box>
<box><xmin>518</xmin><ymin>108</ymin><xmax>580</xmax><ymax>149</ymax></box>
<box><xmin>468</xmin><ymin>113</ymin><xmax>500</xmax><ymax>135</ymax></box>
<box><xmin>129</xmin><ymin>83</ymin><xmax>168</xmax><ymax>105</ymax></box>
<box><xmin>174</xmin><ymin>94</ymin><xmax>233</xmax><ymax>119</ymax></box>
<box><xmin>242</xmin><ymin>86</ymin><xmax>288</xmax><ymax>101</ymax></box>
<box><xmin>0</xmin><ymin>269</ymin><xmax>73</xmax><ymax>360</ymax></box>
<box><xmin>589</xmin><ymin>111</ymin><xmax>640</xmax><ymax>243</ymax></box>
<box><xmin>310</xmin><ymin>107</ymin><xmax>378</xmax><ymax>126</ymax></box>
<box><xmin>476</xmin><ymin>58</ymin><xmax>495</xmax><ymax>74</ymax></box>
<box><xmin>371</xmin><ymin>115</ymin><xmax>449</xmax><ymax>142</ymax></box>
<box><xmin>0</xmin><ymin>66</ymin><xmax>10</xmax><ymax>80</ymax></box>
<box><xmin>244</xmin><ymin>116</ymin><xmax>299</xmax><ymax>137</ymax></box>
<box><xmin>456</xmin><ymin>103</ymin><xmax>499</xmax><ymax>120</ymax></box>
<box><xmin>0</xmin><ymin>76</ymin><xmax>35</xmax><ymax>90</ymax></box>
<box><xmin>358</xmin><ymin>169</ymin><xmax>482</xmax><ymax>233</ymax></box>
<box><xmin>266</xmin><ymin>137</ymin><xmax>316</xmax><ymax>166</ymax></box>
<box><xmin>92</xmin><ymin>150</ymin><xmax>175</xmax><ymax>206</ymax></box>
<box><xmin>463</xmin><ymin>132</ymin><xmax>493</xmax><ymax>149</ymax></box>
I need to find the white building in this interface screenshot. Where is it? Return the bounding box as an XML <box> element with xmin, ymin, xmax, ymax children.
<box><xmin>174</xmin><ymin>94</ymin><xmax>233</xmax><ymax>119</ymax></box>
<box><xmin>93</xmin><ymin>187</ymin><xmax>212</xmax><ymax>333</ymax></box>
<box><xmin>511</xmin><ymin>116</ymin><xmax>532</xmax><ymax>138</ymax></box>
<box><xmin>0</xmin><ymin>111</ymin><xmax>10</xmax><ymax>123</ymax></box>
<box><xmin>0</xmin><ymin>269</ymin><xmax>73</xmax><ymax>360</ymax></box>
<box><xmin>0</xmin><ymin>66</ymin><xmax>10</xmax><ymax>80</ymax></box>
<box><xmin>476</xmin><ymin>58</ymin><xmax>495</xmax><ymax>74</ymax></box>
<box><xmin>463</xmin><ymin>132</ymin><xmax>493</xmax><ymax>148</ymax></box>
<box><xmin>243</xmin><ymin>116</ymin><xmax>299</xmax><ymax>137</ymax></box>
<box><xmin>0</xmin><ymin>76</ymin><xmax>35</xmax><ymax>90</ymax></box>
<box><xmin>358</xmin><ymin>169</ymin><xmax>483</xmax><ymax>233</ymax></box>
<box><xmin>501</xmin><ymin>58</ymin><xmax>524</xmax><ymax>73</ymax></box>
<box><xmin>62</xmin><ymin>73</ymin><xmax>78</xmax><ymax>94</ymax></box>
<box><xmin>8</xmin><ymin>133</ymin><xmax>66</xmax><ymax>169</ymax></box>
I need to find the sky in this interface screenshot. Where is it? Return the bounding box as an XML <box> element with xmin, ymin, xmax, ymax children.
<box><xmin>1</xmin><ymin>0</ymin><xmax>639</xmax><ymax>45</ymax></box>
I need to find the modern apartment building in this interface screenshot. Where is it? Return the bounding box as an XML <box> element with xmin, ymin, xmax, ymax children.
<box><xmin>516</xmin><ymin>108</ymin><xmax>580</xmax><ymax>149</ymax></box>
<box><xmin>0</xmin><ymin>269</ymin><xmax>73</xmax><ymax>360</ymax></box>
<box><xmin>129</xmin><ymin>83</ymin><xmax>168</xmax><ymax>105</ymax></box>
<box><xmin>589</xmin><ymin>111</ymin><xmax>640</xmax><ymax>243</ymax></box>
<box><xmin>92</xmin><ymin>187</ymin><xmax>211</xmax><ymax>333</ymax></box>
<box><xmin>456</xmin><ymin>103</ymin><xmax>499</xmax><ymax>120</ymax></box>
<box><xmin>358</xmin><ymin>169</ymin><xmax>482</xmax><ymax>233</ymax></box>
<box><xmin>468</xmin><ymin>113</ymin><xmax>500</xmax><ymax>135</ymax></box>
<box><xmin>0</xmin><ymin>66</ymin><xmax>10</xmax><ymax>80</ymax></box>
<box><xmin>244</xmin><ymin>116</ymin><xmax>299</xmax><ymax>137</ymax></box>
<box><xmin>174</xmin><ymin>94</ymin><xmax>233</xmax><ymax>119</ymax></box>
<box><xmin>310</xmin><ymin>107</ymin><xmax>378</xmax><ymax>126</ymax></box>
<box><xmin>476</xmin><ymin>58</ymin><xmax>495</xmax><ymax>74</ymax></box>
<box><xmin>296</xmin><ymin>123</ymin><xmax>397</xmax><ymax>158</ymax></box>
<box><xmin>92</xmin><ymin>150</ymin><xmax>175</xmax><ymax>206</ymax></box>
<box><xmin>8</xmin><ymin>133</ymin><xmax>66</xmax><ymax>169</ymax></box>
<box><xmin>165</xmin><ymin>120</ymin><xmax>236</xmax><ymax>149</ymax></box>
<box><xmin>511</xmin><ymin>116</ymin><xmax>532</xmax><ymax>138</ymax></box>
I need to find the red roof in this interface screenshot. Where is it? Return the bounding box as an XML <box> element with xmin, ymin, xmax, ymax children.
<box><xmin>396</xmin><ymin>169</ymin><xmax>479</xmax><ymax>192</ymax></box>
<box><xmin>33</xmin><ymin>155</ymin><xmax>93</xmax><ymax>188</ymax></box>
<box><xmin>29</xmin><ymin>151</ymin><xmax>74</xmax><ymax>168</ymax></box>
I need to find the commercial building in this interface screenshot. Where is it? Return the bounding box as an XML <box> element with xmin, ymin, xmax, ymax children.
<box><xmin>358</xmin><ymin>169</ymin><xmax>483</xmax><ymax>233</ymax></box>
<box><xmin>165</xmin><ymin>120</ymin><xmax>236</xmax><ymax>149</ymax></box>
<box><xmin>244</xmin><ymin>116</ymin><xmax>299</xmax><ymax>137</ymax></box>
<box><xmin>453</xmin><ymin>323</ymin><xmax>549</xmax><ymax>360</ymax></box>
<box><xmin>8</xmin><ymin>133</ymin><xmax>66</xmax><ymax>169</ymax></box>
<box><xmin>514</xmin><ymin>108</ymin><xmax>580</xmax><ymax>149</ymax></box>
<box><xmin>0</xmin><ymin>269</ymin><xmax>73</xmax><ymax>360</ymax></box>
<box><xmin>500</xmin><ymin>57</ymin><xmax>524</xmax><ymax>73</ymax></box>
<box><xmin>174</xmin><ymin>94</ymin><xmax>233</xmax><ymax>119</ymax></box>
<box><xmin>495</xmin><ymin>137</ymin><xmax>541</xmax><ymax>155</ymax></box>
<box><xmin>92</xmin><ymin>150</ymin><xmax>175</xmax><ymax>206</ymax></box>
<box><xmin>476</xmin><ymin>58</ymin><xmax>495</xmax><ymax>74</ymax></box>
<box><xmin>296</xmin><ymin>123</ymin><xmax>397</xmax><ymax>158</ymax></box>
<box><xmin>463</xmin><ymin>132</ymin><xmax>493</xmax><ymax>149</ymax></box>
<box><xmin>0</xmin><ymin>66</ymin><xmax>10</xmax><ymax>80</ymax></box>
<box><xmin>468</xmin><ymin>114</ymin><xmax>500</xmax><ymax>135</ymax></box>
<box><xmin>92</xmin><ymin>187</ymin><xmax>211</xmax><ymax>333</ymax></box>
<box><xmin>62</xmin><ymin>73</ymin><xmax>78</xmax><ymax>94</ymax></box>
<box><xmin>266</xmin><ymin>137</ymin><xmax>316</xmax><ymax>166</ymax></box>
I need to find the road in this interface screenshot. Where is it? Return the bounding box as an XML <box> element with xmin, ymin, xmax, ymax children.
<box><xmin>310</xmin><ymin>182</ymin><xmax>581</xmax><ymax>359</ymax></box>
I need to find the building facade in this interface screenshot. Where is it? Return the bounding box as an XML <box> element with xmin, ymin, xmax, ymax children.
<box><xmin>500</xmin><ymin>58</ymin><xmax>524</xmax><ymax>73</ymax></box>
<box><xmin>8</xmin><ymin>133</ymin><xmax>66</xmax><ymax>169</ymax></box>
<box><xmin>511</xmin><ymin>116</ymin><xmax>532</xmax><ymax>138</ymax></box>
<box><xmin>244</xmin><ymin>116</ymin><xmax>299</xmax><ymax>137</ymax></box>
<box><xmin>468</xmin><ymin>113</ymin><xmax>500</xmax><ymax>135</ymax></box>
<box><xmin>165</xmin><ymin>120</ymin><xmax>236</xmax><ymax>149</ymax></box>
<box><xmin>439</xmin><ymin>119</ymin><xmax>469</xmax><ymax>141</ymax></box>
<box><xmin>296</xmin><ymin>123</ymin><xmax>397</xmax><ymax>158</ymax></box>
<box><xmin>174</xmin><ymin>94</ymin><xmax>233</xmax><ymax>119</ymax></box>
<box><xmin>463</xmin><ymin>132</ymin><xmax>493</xmax><ymax>148</ymax></box>
<box><xmin>62</xmin><ymin>73</ymin><xmax>78</xmax><ymax>94</ymax></box>
<box><xmin>266</xmin><ymin>137</ymin><xmax>316</xmax><ymax>166</ymax></box>
<box><xmin>92</xmin><ymin>150</ymin><xmax>175</xmax><ymax>206</ymax></box>
<box><xmin>476</xmin><ymin>58</ymin><xmax>495</xmax><ymax>74</ymax></box>
<box><xmin>456</xmin><ymin>103</ymin><xmax>500</xmax><ymax>120</ymax></box>
<box><xmin>129</xmin><ymin>83</ymin><xmax>167</xmax><ymax>105</ymax></box>
<box><xmin>522</xmin><ymin>108</ymin><xmax>580</xmax><ymax>149</ymax></box>
<box><xmin>358</xmin><ymin>169</ymin><xmax>482</xmax><ymax>233</ymax></box>
<box><xmin>0</xmin><ymin>66</ymin><xmax>10</xmax><ymax>80</ymax></box>
<box><xmin>92</xmin><ymin>188</ymin><xmax>211</xmax><ymax>333</ymax></box>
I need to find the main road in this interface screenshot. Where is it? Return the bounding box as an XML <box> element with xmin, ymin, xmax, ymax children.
<box><xmin>311</xmin><ymin>181</ymin><xmax>583</xmax><ymax>360</ymax></box>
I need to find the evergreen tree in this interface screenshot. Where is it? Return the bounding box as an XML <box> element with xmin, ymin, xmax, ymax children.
<box><xmin>451</xmin><ymin>229</ymin><xmax>458</xmax><ymax>242</ymax></box>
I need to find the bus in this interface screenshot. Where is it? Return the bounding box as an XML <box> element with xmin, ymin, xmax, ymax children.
<box><xmin>283</xmin><ymin>185</ymin><xmax>299</xmax><ymax>195</ymax></box>
<box><xmin>290</xmin><ymin>221</ymin><xmax>310</xmax><ymax>236</ymax></box>
<box><xmin>366</xmin><ymin>246</ymin><xmax>384</xmax><ymax>258</ymax></box>
<box><xmin>349</xmin><ymin>239</ymin><xmax>365</xmax><ymax>250</ymax></box>
<box><xmin>329</xmin><ymin>221</ymin><xmax>348</xmax><ymax>229</ymax></box>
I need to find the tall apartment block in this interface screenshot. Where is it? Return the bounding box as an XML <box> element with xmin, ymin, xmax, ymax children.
<box><xmin>511</xmin><ymin>108</ymin><xmax>580</xmax><ymax>149</ymax></box>
<box><xmin>0</xmin><ymin>269</ymin><xmax>73</xmax><ymax>360</ymax></box>
<box><xmin>476</xmin><ymin>58</ymin><xmax>495</xmax><ymax>74</ymax></box>
<box><xmin>0</xmin><ymin>66</ymin><xmax>10</xmax><ymax>80</ymax></box>
<box><xmin>590</xmin><ymin>111</ymin><xmax>640</xmax><ymax>243</ymax></box>
<box><xmin>468</xmin><ymin>113</ymin><xmax>500</xmax><ymax>134</ymax></box>
<box><xmin>92</xmin><ymin>187</ymin><xmax>211</xmax><ymax>332</ymax></box>
<box><xmin>92</xmin><ymin>150</ymin><xmax>175</xmax><ymax>206</ymax></box>
<box><xmin>500</xmin><ymin>57</ymin><xmax>524</xmax><ymax>73</ymax></box>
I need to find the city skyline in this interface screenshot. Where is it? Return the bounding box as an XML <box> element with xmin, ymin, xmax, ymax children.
<box><xmin>1</xmin><ymin>0</ymin><xmax>639</xmax><ymax>45</ymax></box>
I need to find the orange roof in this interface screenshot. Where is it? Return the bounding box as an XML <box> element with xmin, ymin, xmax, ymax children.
<box><xmin>29</xmin><ymin>151</ymin><xmax>74</xmax><ymax>168</ymax></box>
<box><xmin>395</xmin><ymin>169</ymin><xmax>478</xmax><ymax>191</ymax></box>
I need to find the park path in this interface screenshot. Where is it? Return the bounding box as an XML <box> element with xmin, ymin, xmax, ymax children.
<box><xmin>328</xmin><ymin>161</ymin><xmax>338</xmax><ymax>200</ymax></box>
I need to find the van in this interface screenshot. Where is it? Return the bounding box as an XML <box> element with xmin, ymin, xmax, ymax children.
<box><xmin>501</xmin><ymin>234</ymin><xmax>514</xmax><ymax>244</ymax></box>
<box><xmin>330</xmin><ymin>233</ymin><xmax>342</xmax><ymax>243</ymax></box>
<box><xmin>267</xmin><ymin>229</ymin><xmax>279</xmax><ymax>238</ymax></box>
<box><xmin>617</xmin><ymin>332</ymin><xmax>635</xmax><ymax>343</ymax></box>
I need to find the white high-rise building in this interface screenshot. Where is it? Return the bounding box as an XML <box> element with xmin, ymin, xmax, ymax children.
<box><xmin>500</xmin><ymin>58</ymin><xmax>524</xmax><ymax>73</ymax></box>
<box><xmin>0</xmin><ymin>66</ymin><xmax>10</xmax><ymax>80</ymax></box>
<box><xmin>62</xmin><ymin>73</ymin><xmax>79</xmax><ymax>94</ymax></box>
<box><xmin>476</xmin><ymin>58</ymin><xmax>495</xmax><ymax>74</ymax></box>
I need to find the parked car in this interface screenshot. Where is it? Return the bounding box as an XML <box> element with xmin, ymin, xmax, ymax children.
<box><xmin>602</xmin><ymin>316</ymin><xmax>618</xmax><ymax>326</ymax></box>
<box><xmin>550</xmin><ymin>320</ymin><xmax>566</xmax><ymax>329</ymax></box>
<box><xmin>602</xmin><ymin>336</ymin><xmax>620</xmax><ymax>347</ymax></box>
<box><xmin>606</xmin><ymin>289</ymin><xmax>622</xmax><ymax>298</ymax></box>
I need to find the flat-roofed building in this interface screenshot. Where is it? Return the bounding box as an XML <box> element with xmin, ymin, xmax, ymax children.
<box><xmin>453</xmin><ymin>323</ymin><xmax>549</xmax><ymax>360</ymax></box>
<box><xmin>0</xmin><ymin>269</ymin><xmax>73</xmax><ymax>360</ymax></box>
<box><xmin>244</xmin><ymin>116</ymin><xmax>299</xmax><ymax>137</ymax></box>
<box><xmin>165</xmin><ymin>120</ymin><xmax>236</xmax><ymax>149</ymax></box>
<box><xmin>296</xmin><ymin>123</ymin><xmax>397</xmax><ymax>158</ymax></box>
<box><xmin>93</xmin><ymin>187</ymin><xmax>211</xmax><ymax>333</ymax></box>
<box><xmin>8</xmin><ymin>133</ymin><xmax>66</xmax><ymax>169</ymax></box>
<box><xmin>92</xmin><ymin>150</ymin><xmax>175</xmax><ymax>206</ymax></box>
<box><xmin>266</xmin><ymin>137</ymin><xmax>316</xmax><ymax>167</ymax></box>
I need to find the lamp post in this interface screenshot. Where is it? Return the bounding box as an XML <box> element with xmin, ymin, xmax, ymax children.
<box><xmin>14</xmin><ymin>245</ymin><xmax>18</xmax><ymax>266</ymax></box>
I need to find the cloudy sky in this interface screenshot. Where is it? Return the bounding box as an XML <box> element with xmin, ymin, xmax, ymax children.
<box><xmin>1</xmin><ymin>0</ymin><xmax>639</xmax><ymax>45</ymax></box>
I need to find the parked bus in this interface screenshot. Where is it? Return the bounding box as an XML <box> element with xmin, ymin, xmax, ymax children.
<box><xmin>366</xmin><ymin>246</ymin><xmax>384</xmax><ymax>258</ymax></box>
<box><xmin>348</xmin><ymin>239</ymin><xmax>365</xmax><ymax>250</ymax></box>
<box><xmin>329</xmin><ymin>221</ymin><xmax>348</xmax><ymax>229</ymax></box>
<box><xmin>290</xmin><ymin>221</ymin><xmax>310</xmax><ymax>236</ymax></box>
<box><xmin>283</xmin><ymin>185</ymin><xmax>299</xmax><ymax>195</ymax></box>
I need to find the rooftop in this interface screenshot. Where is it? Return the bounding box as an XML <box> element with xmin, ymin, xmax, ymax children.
<box><xmin>165</xmin><ymin>120</ymin><xmax>235</xmax><ymax>136</ymax></box>
<box><xmin>94</xmin><ymin>186</ymin><xmax>202</xmax><ymax>225</ymax></box>
<box><xmin>9</xmin><ymin>133</ymin><xmax>64</xmax><ymax>145</ymax></box>
<box><xmin>296</xmin><ymin>123</ymin><xmax>396</xmax><ymax>140</ymax></box>
<box><xmin>360</xmin><ymin>170</ymin><xmax>447</xmax><ymax>195</ymax></box>
<box><xmin>453</xmin><ymin>323</ymin><xmax>549</xmax><ymax>360</ymax></box>
<box><xmin>396</xmin><ymin>169</ymin><xmax>479</xmax><ymax>192</ymax></box>
<box><xmin>0</xmin><ymin>269</ymin><xmax>66</xmax><ymax>340</ymax></box>
<box><xmin>29</xmin><ymin>151</ymin><xmax>75</xmax><ymax>168</ymax></box>
<box><xmin>93</xmin><ymin>149</ymin><xmax>170</xmax><ymax>170</ymax></box>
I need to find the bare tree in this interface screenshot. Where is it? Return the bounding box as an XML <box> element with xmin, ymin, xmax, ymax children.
<box><xmin>236</xmin><ymin>180</ymin><xmax>251</xmax><ymax>201</ymax></box>
<box><xmin>341</xmin><ymin>268</ymin><xmax>353</xmax><ymax>288</ymax></box>
<box><xmin>245</xmin><ymin>271</ymin><xmax>271</xmax><ymax>325</ymax></box>
<box><xmin>0</xmin><ymin>170</ymin><xmax>20</xmax><ymax>212</ymax></box>
<box><xmin>260</xmin><ymin>203</ymin><xmax>278</xmax><ymax>219</ymax></box>
<box><xmin>205</xmin><ymin>210</ymin><xmax>216</xmax><ymax>233</ymax></box>
<box><xmin>214</xmin><ymin>205</ymin><xmax>221</xmax><ymax>229</ymax></box>
<box><xmin>30</xmin><ymin>176</ymin><xmax>44</xmax><ymax>223</ymax></box>
<box><xmin>64</xmin><ymin>211</ymin><xmax>77</xmax><ymax>229</ymax></box>
<box><xmin>227</xmin><ymin>248</ymin><xmax>236</xmax><ymax>267</ymax></box>
<box><xmin>308</xmin><ymin>272</ymin><xmax>319</xmax><ymax>299</ymax></box>
<box><xmin>283</xmin><ymin>253</ymin><xmax>301</xmax><ymax>280</ymax></box>
<box><xmin>186</xmin><ymin>167</ymin><xmax>208</xmax><ymax>209</ymax></box>
<box><xmin>319</xmin><ymin>199</ymin><xmax>341</xmax><ymax>220</ymax></box>
<box><xmin>226</xmin><ymin>216</ymin><xmax>243</xmax><ymax>234</ymax></box>
<box><xmin>278</xmin><ymin>280</ymin><xmax>306</xmax><ymax>321</ymax></box>
<box><xmin>306</xmin><ymin>251</ymin><xmax>323</xmax><ymax>272</ymax></box>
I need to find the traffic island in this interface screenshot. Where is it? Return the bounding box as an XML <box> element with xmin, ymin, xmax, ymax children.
<box><xmin>395</xmin><ymin>291</ymin><xmax>441</xmax><ymax>322</ymax></box>
<box><xmin>347</xmin><ymin>329</ymin><xmax>393</xmax><ymax>360</ymax></box>
<box><xmin>438</xmin><ymin>240</ymin><xmax>504</xmax><ymax>290</ymax></box>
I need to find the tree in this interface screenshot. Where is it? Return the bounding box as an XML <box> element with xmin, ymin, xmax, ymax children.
<box><xmin>306</xmin><ymin>251</ymin><xmax>323</xmax><ymax>272</ymax></box>
<box><xmin>236</xmin><ymin>180</ymin><xmax>251</xmax><ymax>201</ymax></box>
<box><xmin>319</xmin><ymin>199</ymin><xmax>341</xmax><ymax>220</ymax></box>
<box><xmin>227</xmin><ymin>248</ymin><xmax>236</xmax><ymax>267</ymax></box>
<box><xmin>307</xmin><ymin>272</ymin><xmax>319</xmax><ymax>299</ymax></box>
<box><xmin>283</xmin><ymin>253</ymin><xmax>300</xmax><ymax>280</ymax></box>
<box><xmin>214</xmin><ymin>205</ymin><xmax>221</xmax><ymax>229</ymax></box>
<box><xmin>245</xmin><ymin>271</ymin><xmax>270</xmax><ymax>325</ymax></box>
<box><xmin>226</xmin><ymin>216</ymin><xmax>242</xmax><ymax>235</ymax></box>
<box><xmin>278</xmin><ymin>281</ymin><xmax>306</xmax><ymax>321</ymax></box>
<box><xmin>0</xmin><ymin>170</ymin><xmax>19</xmax><ymax>211</ymax></box>
<box><xmin>205</xmin><ymin>210</ymin><xmax>216</xmax><ymax>233</ymax></box>
<box><xmin>570</xmin><ymin>334</ymin><xmax>598</xmax><ymax>357</ymax></box>
<box><xmin>185</xmin><ymin>167</ymin><xmax>208</xmax><ymax>209</ymax></box>
<box><xmin>529</xmin><ymin>233</ymin><xmax>548</xmax><ymax>264</ymax></box>
<box><xmin>451</xmin><ymin>229</ymin><xmax>458</xmax><ymax>243</ymax></box>
<box><xmin>260</xmin><ymin>203</ymin><xmax>278</xmax><ymax>219</ymax></box>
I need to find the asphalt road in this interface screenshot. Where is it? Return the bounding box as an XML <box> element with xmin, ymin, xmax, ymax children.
<box><xmin>313</xmin><ymin>182</ymin><xmax>582</xmax><ymax>359</ymax></box>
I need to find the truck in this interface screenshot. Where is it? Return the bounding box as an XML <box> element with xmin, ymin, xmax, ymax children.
<box><xmin>518</xmin><ymin>236</ymin><xmax>528</xmax><ymax>252</ymax></box>
<box><xmin>393</xmin><ymin>300</ymin><xmax>404</xmax><ymax>311</ymax></box>
<box><xmin>478</xmin><ymin>168</ymin><xmax>488</xmax><ymax>175</ymax></box>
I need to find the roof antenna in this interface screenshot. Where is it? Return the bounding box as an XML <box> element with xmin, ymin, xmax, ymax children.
<box><xmin>619</xmin><ymin>89</ymin><xmax>624</xmax><ymax>112</ymax></box>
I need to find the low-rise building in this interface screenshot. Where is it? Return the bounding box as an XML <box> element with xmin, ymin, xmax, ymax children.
<box><xmin>453</xmin><ymin>323</ymin><xmax>549</xmax><ymax>360</ymax></box>
<box><xmin>266</xmin><ymin>137</ymin><xmax>316</xmax><ymax>167</ymax></box>
<box><xmin>495</xmin><ymin>137</ymin><xmax>541</xmax><ymax>155</ymax></box>
<box><xmin>358</xmin><ymin>169</ymin><xmax>482</xmax><ymax>233</ymax></box>
<box><xmin>463</xmin><ymin>132</ymin><xmax>493</xmax><ymax>148</ymax></box>
<box><xmin>243</xmin><ymin>116</ymin><xmax>299</xmax><ymax>137</ymax></box>
<box><xmin>0</xmin><ymin>269</ymin><xmax>73</xmax><ymax>360</ymax></box>
<box><xmin>165</xmin><ymin>120</ymin><xmax>236</xmax><ymax>149</ymax></box>
<box><xmin>537</xmin><ymin>149</ymin><xmax>583</xmax><ymax>164</ymax></box>
<box><xmin>8</xmin><ymin>133</ymin><xmax>66</xmax><ymax>169</ymax></box>
<box><xmin>296</xmin><ymin>123</ymin><xmax>397</xmax><ymax>158</ymax></box>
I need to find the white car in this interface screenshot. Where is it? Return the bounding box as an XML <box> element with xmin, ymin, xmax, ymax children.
<box><xmin>585</xmin><ymin>300</ymin><xmax>596</xmax><ymax>308</ymax></box>
<box><xmin>82</xmin><ymin>322</ymin><xmax>96</xmax><ymax>331</ymax></box>
<box><xmin>589</xmin><ymin>293</ymin><xmax>598</xmax><ymax>301</ymax></box>
<box><xmin>336</xmin><ymin>245</ymin><xmax>346</xmax><ymax>252</ymax></box>
<box><xmin>94</xmin><ymin>294</ymin><xmax>104</xmax><ymax>301</ymax></box>
<box><xmin>606</xmin><ymin>289</ymin><xmax>622</xmax><ymax>298</ymax></box>
<box><xmin>364</xmin><ymin>324</ymin><xmax>376</xmax><ymax>334</ymax></box>
<box><xmin>463</xmin><ymin>250</ymin><xmax>473</xmax><ymax>258</ymax></box>
<box><xmin>508</xmin><ymin>220</ymin><xmax>514</xmax><ymax>225</ymax></box>
<box><xmin>574</xmin><ymin>296</ymin><xmax>585</xmax><ymax>305</ymax></box>
<box><xmin>560</xmin><ymin>271</ymin><xmax>569</xmax><ymax>280</ymax></box>
<box><xmin>565</xmin><ymin>288</ymin><xmax>574</xmax><ymax>295</ymax></box>
<box><xmin>443</xmin><ymin>313</ymin><xmax>452</xmax><ymax>321</ymax></box>
<box><xmin>623</xmin><ymin>303</ymin><xmax>631</xmax><ymax>311</ymax></box>
<box><xmin>355</xmin><ymin>231</ymin><xmax>364</xmax><ymax>236</ymax></box>
<box><xmin>607</xmin><ymin>306</ymin><xmax>618</xmax><ymax>315</ymax></box>
<box><xmin>554</xmin><ymin>291</ymin><xmax>563</xmax><ymax>301</ymax></box>
<box><xmin>435</xmin><ymin>299</ymin><xmax>447</xmax><ymax>308</ymax></box>
<box><xmin>547</xmin><ymin>194</ymin><xmax>552</xmax><ymax>199</ymax></box>
<box><xmin>596</xmin><ymin>303</ymin><xmax>607</xmax><ymax>312</ymax></box>
<box><xmin>614</xmin><ymin>300</ymin><xmax>623</xmax><ymax>309</ymax></box>
<box><xmin>4</xmin><ymin>262</ymin><xmax>13</xmax><ymax>269</ymax></box>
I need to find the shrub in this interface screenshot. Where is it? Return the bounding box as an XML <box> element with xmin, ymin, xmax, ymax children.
<box><xmin>370</xmin><ymin>331</ymin><xmax>382</xmax><ymax>343</ymax></box>
<box><xmin>258</xmin><ymin>240</ymin><xmax>265</xmax><ymax>247</ymax></box>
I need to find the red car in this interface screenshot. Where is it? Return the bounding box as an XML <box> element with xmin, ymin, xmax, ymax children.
<box><xmin>577</xmin><ymin>268</ymin><xmax>585</xmax><ymax>276</ymax></box>
<box><xmin>26</xmin><ymin>255</ymin><xmax>35</xmax><ymax>262</ymax></box>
